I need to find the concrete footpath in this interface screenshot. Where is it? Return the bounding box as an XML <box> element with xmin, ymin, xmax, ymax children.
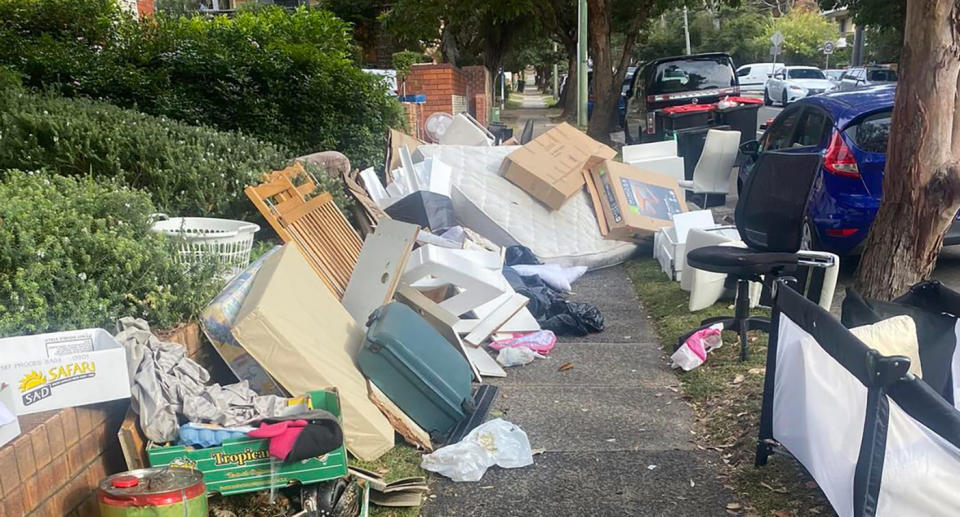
<box><xmin>423</xmin><ymin>265</ymin><xmax>735</xmax><ymax>516</ymax></box>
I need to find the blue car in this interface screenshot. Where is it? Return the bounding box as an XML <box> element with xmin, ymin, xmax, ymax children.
<box><xmin>739</xmin><ymin>84</ymin><xmax>960</xmax><ymax>255</ymax></box>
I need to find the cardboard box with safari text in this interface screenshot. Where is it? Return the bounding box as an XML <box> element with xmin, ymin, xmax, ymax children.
<box><xmin>583</xmin><ymin>158</ymin><xmax>687</xmax><ymax>242</ymax></box>
<box><xmin>0</xmin><ymin>328</ymin><xmax>130</xmax><ymax>415</ymax></box>
<box><xmin>500</xmin><ymin>122</ymin><xmax>617</xmax><ymax>210</ymax></box>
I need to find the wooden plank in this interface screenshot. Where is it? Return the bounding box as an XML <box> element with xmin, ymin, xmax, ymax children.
<box><xmin>463</xmin><ymin>346</ymin><xmax>507</xmax><ymax>378</ymax></box>
<box><xmin>367</xmin><ymin>381</ymin><xmax>433</xmax><ymax>452</ymax></box>
<box><xmin>395</xmin><ymin>286</ymin><xmax>483</xmax><ymax>382</ymax></box>
<box><xmin>279</xmin><ymin>191</ymin><xmax>333</xmax><ymax>222</ymax></box>
<box><xmin>117</xmin><ymin>407</ymin><xmax>149</xmax><ymax>471</ymax></box>
<box><xmin>341</xmin><ymin>220</ymin><xmax>419</xmax><ymax>325</ymax></box>
<box><xmin>463</xmin><ymin>293</ymin><xmax>529</xmax><ymax>347</ymax></box>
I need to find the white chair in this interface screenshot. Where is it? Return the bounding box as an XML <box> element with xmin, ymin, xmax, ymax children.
<box><xmin>622</xmin><ymin>140</ymin><xmax>685</xmax><ymax>182</ymax></box>
<box><xmin>679</xmin><ymin>129</ymin><xmax>741</xmax><ymax>207</ymax></box>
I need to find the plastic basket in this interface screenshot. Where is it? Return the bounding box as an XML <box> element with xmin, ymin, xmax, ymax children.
<box><xmin>150</xmin><ymin>214</ymin><xmax>259</xmax><ymax>278</ymax></box>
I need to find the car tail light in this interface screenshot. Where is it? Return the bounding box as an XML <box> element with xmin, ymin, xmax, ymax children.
<box><xmin>825</xmin><ymin>228</ymin><xmax>859</xmax><ymax>237</ymax></box>
<box><xmin>646</xmin><ymin>112</ymin><xmax>656</xmax><ymax>134</ymax></box>
<box><xmin>823</xmin><ymin>131</ymin><xmax>860</xmax><ymax>178</ymax></box>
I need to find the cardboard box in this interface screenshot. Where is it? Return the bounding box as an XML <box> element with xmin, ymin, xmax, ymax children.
<box><xmin>584</xmin><ymin>158</ymin><xmax>687</xmax><ymax>242</ymax></box>
<box><xmin>500</xmin><ymin>122</ymin><xmax>617</xmax><ymax>210</ymax></box>
<box><xmin>231</xmin><ymin>244</ymin><xmax>394</xmax><ymax>461</ymax></box>
<box><xmin>0</xmin><ymin>328</ymin><xmax>130</xmax><ymax>415</ymax></box>
<box><xmin>147</xmin><ymin>390</ymin><xmax>349</xmax><ymax>496</ymax></box>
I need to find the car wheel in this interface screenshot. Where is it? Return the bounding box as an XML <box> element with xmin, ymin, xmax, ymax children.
<box><xmin>800</xmin><ymin>220</ymin><xmax>819</xmax><ymax>251</ymax></box>
<box><xmin>763</xmin><ymin>89</ymin><xmax>772</xmax><ymax>106</ymax></box>
<box><xmin>781</xmin><ymin>91</ymin><xmax>788</xmax><ymax>107</ymax></box>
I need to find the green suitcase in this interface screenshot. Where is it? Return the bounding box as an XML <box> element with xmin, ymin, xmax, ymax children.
<box><xmin>358</xmin><ymin>302</ymin><xmax>474</xmax><ymax>440</ymax></box>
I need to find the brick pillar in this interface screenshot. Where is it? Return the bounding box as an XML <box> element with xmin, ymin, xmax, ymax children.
<box><xmin>136</xmin><ymin>0</ymin><xmax>154</xmax><ymax>18</ymax></box>
<box><xmin>462</xmin><ymin>65</ymin><xmax>492</xmax><ymax>127</ymax></box>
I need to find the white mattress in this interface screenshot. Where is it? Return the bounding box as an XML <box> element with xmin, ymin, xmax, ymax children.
<box><xmin>417</xmin><ymin>145</ymin><xmax>638</xmax><ymax>270</ymax></box>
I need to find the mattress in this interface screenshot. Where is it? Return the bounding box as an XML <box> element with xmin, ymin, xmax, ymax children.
<box><xmin>417</xmin><ymin>145</ymin><xmax>638</xmax><ymax>270</ymax></box>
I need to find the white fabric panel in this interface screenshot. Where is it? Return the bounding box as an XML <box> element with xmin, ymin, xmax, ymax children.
<box><xmin>952</xmin><ymin>319</ymin><xmax>960</xmax><ymax>410</ymax></box>
<box><xmin>876</xmin><ymin>400</ymin><xmax>960</xmax><ymax>516</ymax></box>
<box><xmin>774</xmin><ymin>315</ymin><xmax>868</xmax><ymax>517</ymax></box>
<box><xmin>417</xmin><ymin>145</ymin><xmax>638</xmax><ymax>270</ymax></box>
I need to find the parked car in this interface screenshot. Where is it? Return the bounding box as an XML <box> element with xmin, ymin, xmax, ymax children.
<box><xmin>739</xmin><ymin>85</ymin><xmax>960</xmax><ymax>255</ymax></box>
<box><xmin>763</xmin><ymin>66</ymin><xmax>836</xmax><ymax>106</ymax></box>
<box><xmin>735</xmin><ymin>62</ymin><xmax>782</xmax><ymax>92</ymax></box>
<box><xmin>824</xmin><ymin>69</ymin><xmax>845</xmax><ymax>85</ymax></box>
<box><xmin>624</xmin><ymin>52</ymin><xmax>739</xmax><ymax>143</ymax></box>
<box><xmin>838</xmin><ymin>66</ymin><xmax>898</xmax><ymax>91</ymax></box>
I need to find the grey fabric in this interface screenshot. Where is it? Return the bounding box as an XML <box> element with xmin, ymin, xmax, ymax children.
<box><xmin>116</xmin><ymin>317</ymin><xmax>288</xmax><ymax>442</ymax></box>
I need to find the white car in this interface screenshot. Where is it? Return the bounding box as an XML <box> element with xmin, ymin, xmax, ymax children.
<box><xmin>764</xmin><ymin>66</ymin><xmax>836</xmax><ymax>106</ymax></box>
<box><xmin>735</xmin><ymin>62</ymin><xmax>782</xmax><ymax>92</ymax></box>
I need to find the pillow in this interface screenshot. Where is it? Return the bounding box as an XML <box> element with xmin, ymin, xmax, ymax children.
<box><xmin>850</xmin><ymin>315</ymin><xmax>922</xmax><ymax>379</ymax></box>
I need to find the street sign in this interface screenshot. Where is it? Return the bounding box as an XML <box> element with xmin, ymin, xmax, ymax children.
<box><xmin>823</xmin><ymin>41</ymin><xmax>835</xmax><ymax>55</ymax></box>
<box><xmin>770</xmin><ymin>31</ymin><xmax>784</xmax><ymax>47</ymax></box>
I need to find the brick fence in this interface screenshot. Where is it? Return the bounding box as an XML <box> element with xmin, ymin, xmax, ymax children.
<box><xmin>402</xmin><ymin>63</ymin><xmax>492</xmax><ymax>137</ymax></box>
<box><xmin>0</xmin><ymin>323</ymin><xmax>212</xmax><ymax>517</ymax></box>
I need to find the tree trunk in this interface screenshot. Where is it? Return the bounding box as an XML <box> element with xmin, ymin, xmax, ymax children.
<box><xmin>854</xmin><ymin>0</ymin><xmax>960</xmax><ymax>300</ymax></box>
<box><xmin>561</xmin><ymin>49</ymin><xmax>578</xmax><ymax>121</ymax></box>
<box><xmin>587</xmin><ymin>0</ymin><xmax>614</xmax><ymax>139</ymax></box>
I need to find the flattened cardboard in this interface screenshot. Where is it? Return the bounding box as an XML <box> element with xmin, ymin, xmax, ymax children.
<box><xmin>500</xmin><ymin>123</ymin><xmax>617</xmax><ymax>210</ymax></box>
<box><xmin>386</xmin><ymin>129</ymin><xmax>426</xmax><ymax>179</ymax></box>
<box><xmin>583</xmin><ymin>158</ymin><xmax>687</xmax><ymax>242</ymax></box>
<box><xmin>231</xmin><ymin>244</ymin><xmax>394</xmax><ymax>461</ymax></box>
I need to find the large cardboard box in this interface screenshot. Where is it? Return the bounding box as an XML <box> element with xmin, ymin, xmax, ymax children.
<box><xmin>148</xmin><ymin>390</ymin><xmax>348</xmax><ymax>496</ymax></box>
<box><xmin>0</xmin><ymin>328</ymin><xmax>130</xmax><ymax>415</ymax></box>
<box><xmin>584</xmin><ymin>158</ymin><xmax>687</xmax><ymax>242</ymax></box>
<box><xmin>231</xmin><ymin>244</ymin><xmax>394</xmax><ymax>461</ymax></box>
<box><xmin>500</xmin><ymin>122</ymin><xmax>617</xmax><ymax>210</ymax></box>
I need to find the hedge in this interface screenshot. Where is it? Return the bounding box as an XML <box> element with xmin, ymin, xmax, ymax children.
<box><xmin>0</xmin><ymin>0</ymin><xmax>405</xmax><ymax>170</ymax></box>
<box><xmin>0</xmin><ymin>170</ymin><xmax>220</xmax><ymax>336</ymax></box>
<box><xmin>0</xmin><ymin>88</ymin><xmax>290</xmax><ymax>220</ymax></box>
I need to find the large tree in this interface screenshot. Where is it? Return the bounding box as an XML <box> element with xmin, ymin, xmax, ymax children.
<box><xmin>854</xmin><ymin>0</ymin><xmax>960</xmax><ymax>299</ymax></box>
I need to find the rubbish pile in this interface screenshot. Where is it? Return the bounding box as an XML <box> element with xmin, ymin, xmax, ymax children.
<box><xmin>0</xmin><ymin>119</ymin><xmax>697</xmax><ymax>515</ymax></box>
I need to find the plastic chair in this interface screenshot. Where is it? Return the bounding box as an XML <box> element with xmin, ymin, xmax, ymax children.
<box><xmin>679</xmin><ymin>129</ymin><xmax>741</xmax><ymax>207</ymax></box>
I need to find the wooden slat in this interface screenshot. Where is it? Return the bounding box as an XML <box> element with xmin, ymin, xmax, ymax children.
<box><xmin>279</xmin><ymin>192</ymin><xmax>334</xmax><ymax>222</ymax></box>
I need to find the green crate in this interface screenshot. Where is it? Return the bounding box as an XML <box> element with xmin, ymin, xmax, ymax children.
<box><xmin>147</xmin><ymin>390</ymin><xmax>349</xmax><ymax>496</ymax></box>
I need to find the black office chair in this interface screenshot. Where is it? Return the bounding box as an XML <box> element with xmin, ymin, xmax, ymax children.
<box><xmin>679</xmin><ymin>150</ymin><xmax>823</xmax><ymax>361</ymax></box>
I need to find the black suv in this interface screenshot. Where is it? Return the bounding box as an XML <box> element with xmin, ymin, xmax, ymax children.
<box><xmin>624</xmin><ymin>53</ymin><xmax>739</xmax><ymax>143</ymax></box>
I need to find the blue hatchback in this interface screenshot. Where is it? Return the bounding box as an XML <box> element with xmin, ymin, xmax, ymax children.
<box><xmin>739</xmin><ymin>85</ymin><xmax>960</xmax><ymax>255</ymax></box>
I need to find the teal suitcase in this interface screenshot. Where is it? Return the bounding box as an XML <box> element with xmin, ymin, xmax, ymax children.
<box><xmin>358</xmin><ymin>302</ymin><xmax>474</xmax><ymax>439</ymax></box>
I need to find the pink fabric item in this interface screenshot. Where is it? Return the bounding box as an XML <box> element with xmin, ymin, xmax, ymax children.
<box><xmin>489</xmin><ymin>330</ymin><xmax>557</xmax><ymax>355</ymax></box>
<box><xmin>248</xmin><ymin>419</ymin><xmax>308</xmax><ymax>460</ymax></box>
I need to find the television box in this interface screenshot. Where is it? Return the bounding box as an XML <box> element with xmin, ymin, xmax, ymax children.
<box><xmin>147</xmin><ymin>389</ymin><xmax>349</xmax><ymax>496</ymax></box>
<box><xmin>500</xmin><ymin>123</ymin><xmax>616</xmax><ymax>210</ymax></box>
<box><xmin>0</xmin><ymin>328</ymin><xmax>130</xmax><ymax>415</ymax></box>
<box><xmin>584</xmin><ymin>158</ymin><xmax>687</xmax><ymax>242</ymax></box>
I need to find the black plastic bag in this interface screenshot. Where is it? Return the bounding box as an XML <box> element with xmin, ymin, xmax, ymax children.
<box><xmin>504</xmin><ymin>245</ymin><xmax>540</xmax><ymax>266</ymax></box>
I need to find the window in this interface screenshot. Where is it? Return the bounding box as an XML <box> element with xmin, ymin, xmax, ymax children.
<box><xmin>845</xmin><ymin>110</ymin><xmax>892</xmax><ymax>154</ymax></box>
<box><xmin>867</xmin><ymin>69</ymin><xmax>898</xmax><ymax>82</ymax></box>
<box><xmin>737</xmin><ymin>67</ymin><xmax>751</xmax><ymax>77</ymax></box>
<box><xmin>788</xmin><ymin>69</ymin><xmax>826</xmax><ymax>80</ymax></box>
<box><xmin>762</xmin><ymin>108</ymin><xmax>802</xmax><ymax>151</ymax></box>
<box><xmin>649</xmin><ymin>56</ymin><xmax>736</xmax><ymax>95</ymax></box>
<box><xmin>795</xmin><ymin>109</ymin><xmax>832</xmax><ymax>147</ymax></box>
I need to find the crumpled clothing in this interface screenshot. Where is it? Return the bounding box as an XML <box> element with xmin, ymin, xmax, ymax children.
<box><xmin>115</xmin><ymin>317</ymin><xmax>289</xmax><ymax>443</ymax></box>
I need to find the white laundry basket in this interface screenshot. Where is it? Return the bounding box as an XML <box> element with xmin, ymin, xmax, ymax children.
<box><xmin>150</xmin><ymin>215</ymin><xmax>260</xmax><ymax>278</ymax></box>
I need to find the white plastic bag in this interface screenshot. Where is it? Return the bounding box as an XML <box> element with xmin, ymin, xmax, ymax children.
<box><xmin>420</xmin><ymin>419</ymin><xmax>534</xmax><ymax>481</ymax></box>
<box><xmin>496</xmin><ymin>346</ymin><xmax>544</xmax><ymax>367</ymax></box>
<box><xmin>511</xmin><ymin>264</ymin><xmax>588</xmax><ymax>292</ymax></box>
<box><xmin>670</xmin><ymin>323</ymin><xmax>723</xmax><ymax>371</ymax></box>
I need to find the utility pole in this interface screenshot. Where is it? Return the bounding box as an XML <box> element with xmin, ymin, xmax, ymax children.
<box><xmin>683</xmin><ymin>7</ymin><xmax>692</xmax><ymax>55</ymax></box>
<box><xmin>577</xmin><ymin>0</ymin><xmax>588</xmax><ymax>129</ymax></box>
<box><xmin>552</xmin><ymin>42</ymin><xmax>559</xmax><ymax>98</ymax></box>
<box><xmin>852</xmin><ymin>25</ymin><xmax>865</xmax><ymax>66</ymax></box>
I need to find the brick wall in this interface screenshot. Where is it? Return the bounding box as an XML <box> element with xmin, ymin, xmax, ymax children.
<box><xmin>0</xmin><ymin>323</ymin><xmax>220</xmax><ymax>517</ymax></box>
<box><xmin>136</xmin><ymin>0</ymin><xmax>154</xmax><ymax>17</ymax></box>
<box><xmin>462</xmin><ymin>65</ymin><xmax>491</xmax><ymax>127</ymax></box>
<box><xmin>401</xmin><ymin>102</ymin><xmax>424</xmax><ymax>140</ymax></box>
<box><xmin>403</xmin><ymin>64</ymin><xmax>467</xmax><ymax>129</ymax></box>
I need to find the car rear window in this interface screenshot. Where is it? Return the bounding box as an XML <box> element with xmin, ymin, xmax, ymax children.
<box><xmin>867</xmin><ymin>69</ymin><xmax>898</xmax><ymax>82</ymax></box>
<box><xmin>845</xmin><ymin>110</ymin><xmax>891</xmax><ymax>154</ymax></box>
<box><xmin>788</xmin><ymin>69</ymin><xmax>826</xmax><ymax>80</ymax></box>
<box><xmin>649</xmin><ymin>57</ymin><xmax>736</xmax><ymax>95</ymax></box>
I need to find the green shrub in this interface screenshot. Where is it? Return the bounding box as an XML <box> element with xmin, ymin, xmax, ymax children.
<box><xmin>0</xmin><ymin>89</ymin><xmax>290</xmax><ymax>219</ymax></box>
<box><xmin>0</xmin><ymin>1</ymin><xmax>404</xmax><ymax>169</ymax></box>
<box><xmin>0</xmin><ymin>170</ymin><xmax>221</xmax><ymax>336</ymax></box>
